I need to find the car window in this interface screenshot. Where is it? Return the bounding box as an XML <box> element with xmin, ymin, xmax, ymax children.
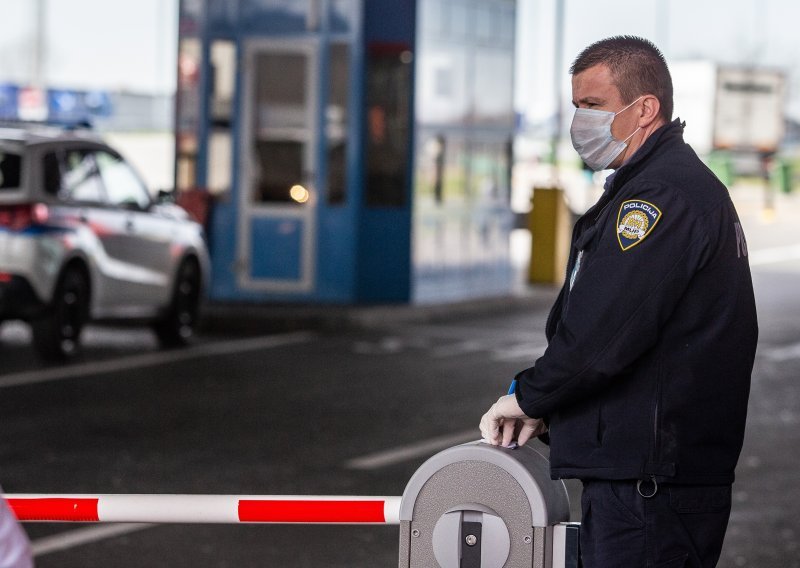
<box><xmin>43</xmin><ymin>152</ymin><xmax>61</xmax><ymax>195</ymax></box>
<box><xmin>0</xmin><ymin>151</ymin><xmax>22</xmax><ymax>190</ymax></box>
<box><xmin>95</xmin><ymin>151</ymin><xmax>151</xmax><ymax>210</ymax></box>
<box><xmin>59</xmin><ymin>150</ymin><xmax>105</xmax><ymax>204</ymax></box>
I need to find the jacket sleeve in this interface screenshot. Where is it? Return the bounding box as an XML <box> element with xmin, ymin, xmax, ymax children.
<box><xmin>516</xmin><ymin>181</ymin><xmax>711</xmax><ymax>418</ymax></box>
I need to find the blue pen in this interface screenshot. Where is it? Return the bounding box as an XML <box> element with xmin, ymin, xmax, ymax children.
<box><xmin>507</xmin><ymin>379</ymin><xmax>517</xmax><ymax>395</ymax></box>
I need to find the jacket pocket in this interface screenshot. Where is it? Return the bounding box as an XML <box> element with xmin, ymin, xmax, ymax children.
<box><xmin>583</xmin><ymin>480</ymin><xmax>644</xmax><ymax>527</ymax></box>
<box><xmin>668</xmin><ymin>485</ymin><xmax>731</xmax><ymax>514</ymax></box>
<box><xmin>551</xmin><ymin>399</ymin><xmax>602</xmax><ymax>452</ymax></box>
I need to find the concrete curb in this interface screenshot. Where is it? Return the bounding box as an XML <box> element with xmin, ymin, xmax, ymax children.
<box><xmin>199</xmin><ymin>285</ymin><xmax>561</xmax><ymax>335</ymax></box>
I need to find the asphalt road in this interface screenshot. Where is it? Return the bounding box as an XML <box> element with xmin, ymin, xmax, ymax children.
<box><xmin>2</xmin><ymin>186</ymin><xmax>800</xmax><ymax>567</ymax></box>
<box><xmin>0</xmin><ymin>298</ymin><xmax>561</xmax><ymax>567</ymax></box>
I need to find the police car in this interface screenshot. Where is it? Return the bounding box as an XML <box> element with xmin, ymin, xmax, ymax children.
<box><xmin>0</xmin><ymin>122</ymin><xmax>209</xmax><ymax>360</ymax></box>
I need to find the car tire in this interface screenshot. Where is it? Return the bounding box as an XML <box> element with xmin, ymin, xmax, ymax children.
<box><xmin>32</xmin><ymin>267</ymin><xmax>90</xmax><ymax>361</ymax></box>
<box><xmin>154</xmin><ymin>258</ymin><xmax>201</xmax><ymax>348</ymax></box>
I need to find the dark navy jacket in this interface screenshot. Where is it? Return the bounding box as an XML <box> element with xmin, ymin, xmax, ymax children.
<box><xmin>515</xmin><ymin>119</ymin><xmax>758</xmax><ymax>485</ymax></box>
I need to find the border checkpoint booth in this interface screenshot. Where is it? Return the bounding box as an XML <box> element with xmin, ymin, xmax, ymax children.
<box><xmin>175</xmin><ymin>0</ymin><xmax>518</xmax><ymax>305</ymax></box>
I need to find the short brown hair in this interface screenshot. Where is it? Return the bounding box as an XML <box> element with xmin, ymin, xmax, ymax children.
<box><xmin>570</xmin><ymin>36</ymin><xmax>673</xmax><ymax>122</ymax></box>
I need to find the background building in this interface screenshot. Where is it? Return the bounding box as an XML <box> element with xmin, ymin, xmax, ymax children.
<box><xmin>175</xmin><ymin>0</ymin><xmax>518</xmax><ymax>305</ymax></box>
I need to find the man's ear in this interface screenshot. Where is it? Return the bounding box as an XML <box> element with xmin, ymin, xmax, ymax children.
<box><xmin>639</xmin><ymin>94</ymin><xmax>661</xmax><ymax>127</ymax></box>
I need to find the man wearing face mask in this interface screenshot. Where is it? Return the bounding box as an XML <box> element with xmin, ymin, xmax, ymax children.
<box><xmin>479</xmin><ymin>36</ymin><xmax>757</xmax><ymax>567</ymax></box>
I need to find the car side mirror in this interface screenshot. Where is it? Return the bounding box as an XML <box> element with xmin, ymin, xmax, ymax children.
<box><xmin>156</xmin><ymin>188</ymin><xmax>176</xmax><ymax>203</ymax></box>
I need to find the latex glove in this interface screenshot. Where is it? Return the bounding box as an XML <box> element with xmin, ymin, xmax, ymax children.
<box><xmin>479</xmin><ymin>394</ymin><xmax>547</xmax><ymax>447</ymax></box>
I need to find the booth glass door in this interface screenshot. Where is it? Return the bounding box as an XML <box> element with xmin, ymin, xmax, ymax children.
<box><xmin>238</xmin><ymin>40</ymin><xmax>318</xmax><ymax>293</ymax></box>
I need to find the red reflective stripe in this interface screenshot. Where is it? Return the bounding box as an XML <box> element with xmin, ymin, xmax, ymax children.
<box><xmin>238</xmin><ymin>500</ymin><xmax>386</xmax><ymax>523</ymax></box>
<box><xmin>7</xmin><ymin>498</ymin><xmax>100</xmax><ymax>522</ymax></box>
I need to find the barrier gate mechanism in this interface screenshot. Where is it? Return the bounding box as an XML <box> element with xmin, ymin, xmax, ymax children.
<box><xmin>7</xmin><ymin>442</ymin><xmax>580</xmax><ymax>568</ymax></box>
<box><xmin>399</xmin><ymin>442</ymin><xmax>575</xmax><ymax>568</ymax></box>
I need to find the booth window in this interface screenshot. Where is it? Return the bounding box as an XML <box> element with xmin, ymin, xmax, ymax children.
<box><xmin>365</xmin><ymin>45</ymin><xmax>412</xmax><ymax>207</ymax></box>
<box><xmin>326</xmin><ymin>43</ymin><xmax>350</xmax><ymax>205</ymax></box>
<box><xmin>208</xmin><ymin>40</ymin><xmax>236</xmax><ymax>196</ymax></box>
<box><xmin>175</xmin><ymin>37</ymin><xmax>202</xmax><ymax>192</ymax></box>
<box><xmin>329</xmin><ymin>0</ymin><xmax>357</xmax><ymax>33</ymax></box>
<box><xmin>252</xmin><ymin>51</ymin><xmax>310</xmax><ymax>204</ymax></box>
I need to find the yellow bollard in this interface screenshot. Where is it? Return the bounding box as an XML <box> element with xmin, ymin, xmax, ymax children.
<box><xmin>528</xmin><ymin>186</ymin><xmax>571</xmax><ymax>284</ymax></box>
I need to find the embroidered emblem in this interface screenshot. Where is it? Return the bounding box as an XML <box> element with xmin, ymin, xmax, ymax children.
<box><xmin>616</xmin><ymin>200</ymin><xmax>662</xmax><ymax>251</ymax></box>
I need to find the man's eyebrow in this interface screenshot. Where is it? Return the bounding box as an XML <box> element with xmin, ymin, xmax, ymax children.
<box><xmin>574</xmin><ymin>96</ymin><xmax>605</xmax><ymax>107</ymax></box>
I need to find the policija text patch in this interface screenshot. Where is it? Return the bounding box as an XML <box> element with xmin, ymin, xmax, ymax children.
<box><xmin>616</xmin><ymin>200</ymin><xmax>662</xmax><ymax>251</ymax></box>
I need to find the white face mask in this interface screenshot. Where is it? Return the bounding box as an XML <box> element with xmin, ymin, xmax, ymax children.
<box><xmin>569</xmin><ymin>97</ymin><xmax>642</xmax><ymax>171</ymax></box>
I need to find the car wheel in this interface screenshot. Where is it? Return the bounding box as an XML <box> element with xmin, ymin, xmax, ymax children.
<box><xmin>154</xmin><ymin>258</ymin><xmax>201</xmax><ymax>348</ymax></box>
<box><xmin>32</xmin><ymin>267</ymin><xmax>90</xmax><ymax>361</ymax></box>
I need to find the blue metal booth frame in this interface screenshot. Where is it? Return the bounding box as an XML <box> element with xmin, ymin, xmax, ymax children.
<box><xmin>176</xmin><ymin>0</ymin><xmax>517</xmax><ymax>304</ymax></box>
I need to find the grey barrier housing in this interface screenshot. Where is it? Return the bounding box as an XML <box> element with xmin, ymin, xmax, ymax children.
<box><xmin>399</xmin><ymin>441</ymin><xmax>575</xmax><ymax>568</ymax></box>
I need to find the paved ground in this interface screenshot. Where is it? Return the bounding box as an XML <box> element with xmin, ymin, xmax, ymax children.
<box><xmin>721</xmin><ymin>185</ymin><xmax>800</xmax><ymax>567</ymax></box>
<box><xmin>0</xmin><ymin>183</ymin><xmax>799</xmax><ymax>567</ymax></box>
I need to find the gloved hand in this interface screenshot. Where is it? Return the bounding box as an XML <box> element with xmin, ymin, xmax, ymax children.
<box><xmin>479</xmin><ymin>394</ymin><xmax>547</xmax><ymax>447</ymax></box>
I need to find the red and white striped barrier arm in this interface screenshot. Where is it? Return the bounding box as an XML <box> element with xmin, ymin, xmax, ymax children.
<box><xmin>3</xmin><ymin>495</ymin><xmax>402</xmax><ymax>525</ymax></box>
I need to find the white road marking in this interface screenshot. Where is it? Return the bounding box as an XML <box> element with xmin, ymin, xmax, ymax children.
<box><xmin>31</xmin><ymin>523</ymin><xmax>154</xmax><ymax>557</ymax></box>
<box><xmin>430</xmin><ymin>340</ymin><xmax>485</xmax><ymax>358</ymax></box>
<box><xmin>759</xmin><ymin>342</ymin><xmax>800</xmax><ymax>362</ymax></box>
<box><xmin>0</xmin><ymin>332</ymin><xmax>315</xmax><ymax>389</ymax></box>
<box><xmin>351</xmin><ymin>337</ymin><xmax>406</xmax><ymax>355</ymax></box>
<box><xmin>749</xmin><ymin>243</ymin><xmax>800</xmax><ymax>266</ymax></box>
<box><xmin>343</xmin><ymin>430</ymin><xmax>479</xmax><ymax>470</ymax></box>
<box><xmin>491</xmin><ymin>343</ymin><xmax>548</xmax><ymax>362</ymax></box>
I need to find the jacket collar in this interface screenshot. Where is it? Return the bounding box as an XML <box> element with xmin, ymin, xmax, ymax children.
<box><xmin>605</xmin><ymin>118</ymin><xmax>685</xmax><ymax>195</ymax></box>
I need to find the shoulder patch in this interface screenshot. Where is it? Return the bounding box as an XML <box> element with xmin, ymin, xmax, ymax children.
<box><xmin>616</xmin><ymin>200</ymin><xmax>662</xmax><ymax>251</ymax></box>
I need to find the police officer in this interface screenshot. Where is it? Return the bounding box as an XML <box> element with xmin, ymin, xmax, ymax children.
<box><xmin>480</xmin><ymin>36</ymin><xmax>758</xmax><ymax>568</ymax></box>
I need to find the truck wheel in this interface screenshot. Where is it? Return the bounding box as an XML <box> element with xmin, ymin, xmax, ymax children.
<box><xmin>32</xmin><ymin>267</ymin><xmax>90</xmax><ymax>361</ymax></box>
<box><xmin>154</xmin><ymin>258</ymin><xmax>201</xmax><ymax>348</ymax></box>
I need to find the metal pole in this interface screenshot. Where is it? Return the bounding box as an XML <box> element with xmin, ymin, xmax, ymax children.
<box><xmin>655</xmin><ymin>0</ymin><xmax>669</xmax><ymax>57</ymax></box>
<box><xmin>32</xmin><ymin>0</ymin><xmax>47</xmax><ymax>87</ymax></box>
<box><xmin>551</xmin><ymin>0</ymin><xmax>565</xmax><ymax>185</ymax></box>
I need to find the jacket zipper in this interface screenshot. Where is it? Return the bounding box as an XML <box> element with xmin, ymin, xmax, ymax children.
<box><xmin>653</xmin><ymin>395</ymin><xmax>660</xmax><ymax>461</ymax></box>
<box><xmin>550</xmin><ymin>188</ymin><xmax>615</xmax><ymax>336</ymax></box>
<box><xmin>651</xmin><ymin>360</ymin><xmax>663</xmax><ymax>473</ymax></box>
<box><xmin>637</xmin><ymin>374</ymin><xmax>662</xmax><ymax>498</ymax></box>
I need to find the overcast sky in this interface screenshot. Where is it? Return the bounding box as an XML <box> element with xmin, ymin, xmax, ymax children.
<box><xmin>1</xmin><ymin>0</ymin><xmax>798</xmax><ymax>115</ymax></box>
<box><xmin>519</xmin><ymin>0</ymin><xmax>800</xmax><ymax>120</ymax></box>
<box><xmin>0</xmin><ymin>0</ymin><xmax>177</xmax><ymax>93</ymax></box>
